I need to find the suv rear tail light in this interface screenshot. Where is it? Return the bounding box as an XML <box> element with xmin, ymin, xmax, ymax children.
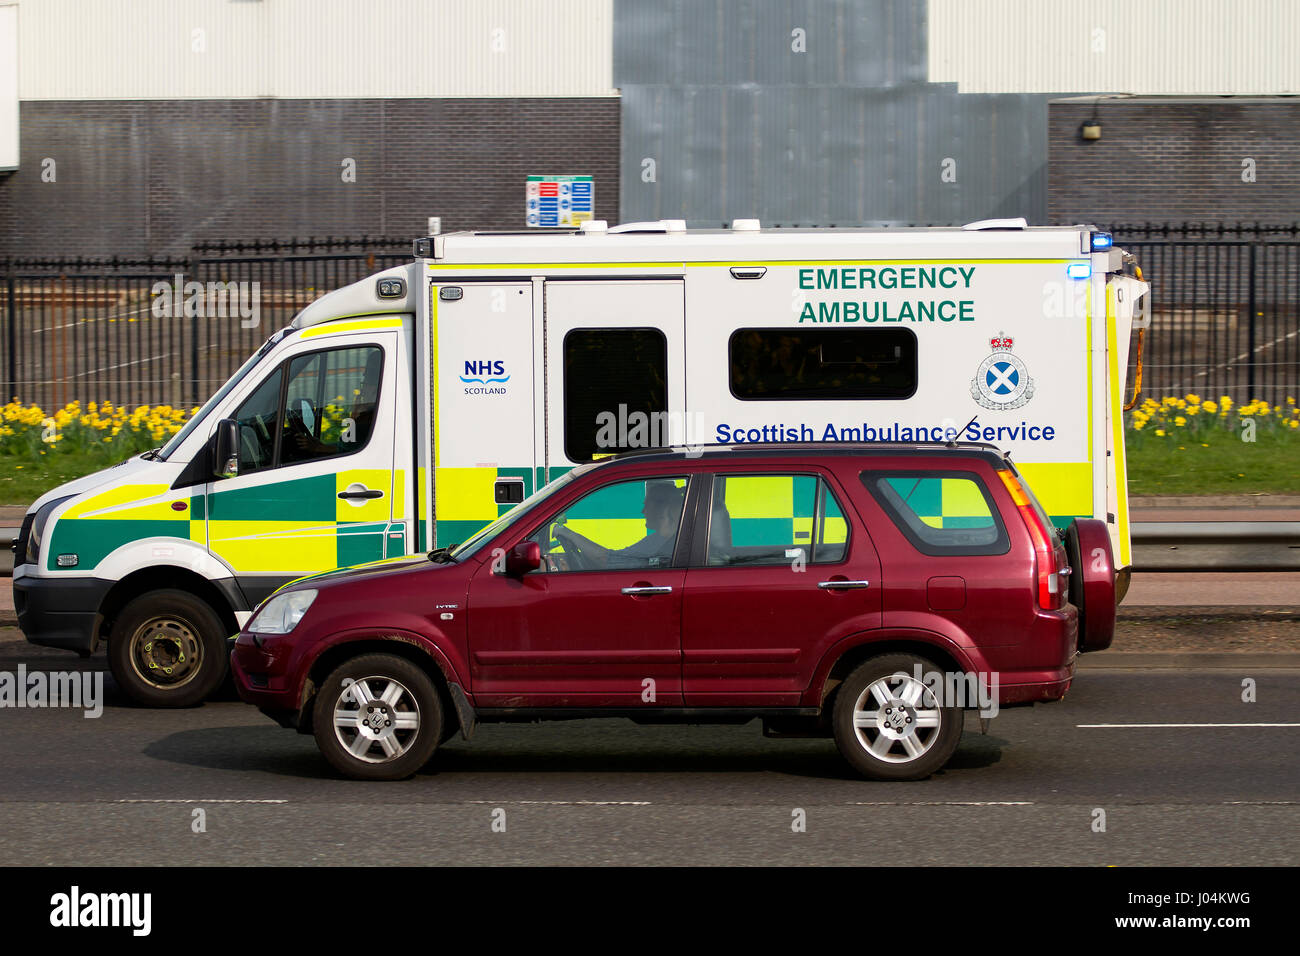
<box><xmin>997</xmin><ymin>469</ymin><xmax>1063</xmax><ymax>610</ymax></box>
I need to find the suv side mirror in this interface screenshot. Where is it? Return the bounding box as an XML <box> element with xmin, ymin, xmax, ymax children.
<box><xmin>501</xmin><ymin>541</ymin><xmax>541</xmax><ymax>577</ymax></box>
<box><xmin>213</xmin><ymin>419</ymin><xmax>240</xmax><ymax>479</ymax></box>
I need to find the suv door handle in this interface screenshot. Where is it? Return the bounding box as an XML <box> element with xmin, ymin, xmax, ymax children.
<box><xmin>621</xmin><ymin>586</ymin><xmax>673</xmax><ymax>595</ymax></box>
<box><xmin>338</xmin><ymin>488</ymin><xmax>384</xmax><ymax>500</ymax></box>
<box><xmin>818</xmin><ymin>580</ymin><xmax>870</xmax><ymax>590</ymax></box>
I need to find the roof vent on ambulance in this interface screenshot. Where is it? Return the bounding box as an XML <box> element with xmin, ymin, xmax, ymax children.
<box><xmin>604</xmin><ymin>220</ymin><xmax>687</xmax><ymax>234</ymax></box>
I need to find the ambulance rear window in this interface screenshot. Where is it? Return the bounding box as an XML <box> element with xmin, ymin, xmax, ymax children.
<box><xmin>729</xmin><ymin>328</ymin><xmax>917</xmax><ymax>400</ymax></box>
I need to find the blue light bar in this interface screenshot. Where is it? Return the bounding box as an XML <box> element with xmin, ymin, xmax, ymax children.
<box><xmin>1067</xmin><ymin>262</ymin><xmax>1092</xmax><ymax>279</ymax></box>
<box><xmin>1090</xmin><ymin>232</ymin><xmax>1113</xmax><ymax>251</ymax></box>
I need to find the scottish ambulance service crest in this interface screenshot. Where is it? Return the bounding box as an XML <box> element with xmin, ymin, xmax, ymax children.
<box><xmin>971</xmin><ymin>333</ymin><xmax>1035</xmax><ymax>410</ymax></box>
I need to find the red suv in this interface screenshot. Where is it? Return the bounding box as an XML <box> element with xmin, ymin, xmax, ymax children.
<box><xmin>231</xmin><ymin>444</ymin><xmax>1116</xmax><ymax>781</ymax></box>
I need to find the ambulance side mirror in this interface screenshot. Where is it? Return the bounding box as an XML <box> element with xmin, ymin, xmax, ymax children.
<box><xmin>214</xmin><ymin>419</ymin><xmax>240</xmax><ymax>479</ymax></box>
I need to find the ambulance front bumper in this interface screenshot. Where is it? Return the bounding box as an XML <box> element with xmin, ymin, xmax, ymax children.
<box><xmin>13</xmin><ymin>574</ymin><xmax>111</xmax><ymax>655</ymax></box>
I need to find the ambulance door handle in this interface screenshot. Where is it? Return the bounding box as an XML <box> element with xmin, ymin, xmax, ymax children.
<box><xmin>621</xmin><ymin>586</ymin><xmax>673</xmax><ymax>596</ymax></box>
<box><xmin>818</xmin><ymin>579</ymin><xmax>870</xmax><ymax>590</ymax></box>
<box><xmin>338</xmin><ymin>488</ymin><xmax>384</xmax><ymax>500</ymax></box>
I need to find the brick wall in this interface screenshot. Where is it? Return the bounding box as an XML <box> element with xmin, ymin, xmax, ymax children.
<box><xmin>0</xmin><ymin>97</ymin><xmax>621</xmax><ymax>258</ymax></box>
<box><xmin>1049</xmin><ymin>99</ymin><xmax>1300</xmax><ymax>227</ymax></box>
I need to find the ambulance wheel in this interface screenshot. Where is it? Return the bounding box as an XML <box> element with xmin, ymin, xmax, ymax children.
<box><xmin>107</xmin><ymin>589</ymin><xmax>230</xmax><ymax>708</ymax></box>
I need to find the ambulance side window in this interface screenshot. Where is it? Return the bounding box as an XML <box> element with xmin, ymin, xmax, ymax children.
<box><xmin>228</xmin><ymin>345</ymin><xmax>383</xmax><ymax>474</ymax></box>
<box><xmin>563</xmin><ymin>328</ymin><xmax>667</xmax><ymax>462</ymax></box>
<box><xmin>280</xmin><ymin>346</ymin><xmax>384</xmax><ymax>466</ymax></box>
<box><xmin>729</xmin><ymin>328</ymin><xmax>917</xmax><ymax>400</ymax></box>
<box><xmin>232</xmin><ymin>367</ymin><xmax>283</xmax><ymax>474</ymax></box>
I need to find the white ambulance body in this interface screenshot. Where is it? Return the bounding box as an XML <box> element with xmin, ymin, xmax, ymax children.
<box><xmin>421</xmin><ymin>220</ymin><xmax>1145</xmax><ymax>567</ymax></box>
<box><xmin>14</xmin><ymin>220</ymin><xmax>1147</xmax><ymax>706</ymax></box>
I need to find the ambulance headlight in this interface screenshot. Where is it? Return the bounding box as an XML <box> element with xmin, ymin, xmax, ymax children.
<box><xmin>249</xmin><ymin>589</ymin><xmax>318</xmax><ymax>634</ymax></box>
<box><xmin>27</xmin><ymin>495</ymin><xmax>75</xmax><ymax>565</ymax></box>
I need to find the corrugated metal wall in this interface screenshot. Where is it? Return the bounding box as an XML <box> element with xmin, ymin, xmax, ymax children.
<box><xmin>18</xmin><ymin>0</ymin><xmax>616</xmax><ymax>99</ymax></box>
<box><xmin>617</xmin><ymin>0</ymin><xmax>1050</xmax><ymax>226</ymax></box>
<box><xmin>930</xmin><ymin>0</ymin><xmax>1300</xmax><ymax>95</ymax></box>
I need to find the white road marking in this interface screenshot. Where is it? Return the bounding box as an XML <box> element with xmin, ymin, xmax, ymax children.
<box><xmin>850</xmin><ymin>801</ymin><xmax>1033</xmax><ymax>806</ymax></box>
<box><xmin>114</xmin><ymin>799</ymin><xmax>288</xmax><ymax>804</ymax></box>
<box><xmin>1078</xmin><ymin>722</ymin><xmax>1300</xmax><ymax>728</ymax></box>
<box><xmin>464</xmin><ymin>800</ymin><xmax>651</xmax><ymax>806</ymax></box>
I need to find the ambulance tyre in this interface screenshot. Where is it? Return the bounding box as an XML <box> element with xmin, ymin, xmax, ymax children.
<box><xmin>107</xmin><ymin>590</ymin><xmax>230</xmax><ymax>708</ymax></box>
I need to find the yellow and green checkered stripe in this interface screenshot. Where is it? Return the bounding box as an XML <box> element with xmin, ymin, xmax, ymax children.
<box><xmin>207</xmin><ymin>471</ymin><xmax>397</xmax><ymax>572</ymax></box>
<box><xmin>48</xmin><ymin>473</ymin><xmax>403</xmax><ymax>575</ymax></box>
<box><xmin>433</xmin><ymin>465</ymin><xmax>547</xmax><ymax>549</ymax></box>
<box><xmin>47</xmin><ymin>483</ymin><xmax>205</xmax><ymax>571</ymax></box>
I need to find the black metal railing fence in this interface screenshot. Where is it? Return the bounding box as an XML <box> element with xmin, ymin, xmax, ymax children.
<box><xmin>1109</xmin><ymin>223</ymin><xmax>1300</xmax><ymax>407</ymax></box>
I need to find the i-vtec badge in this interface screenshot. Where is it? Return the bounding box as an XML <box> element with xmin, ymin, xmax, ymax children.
<box><xmin>971</xmin><ymin>332</ymin><xmax>1035</xmax><ymax>411</ymax></box>
<box><xmin>460</xmin><ymin>360</ymin><xmax>510</xmax><ymax>395</ymax></box>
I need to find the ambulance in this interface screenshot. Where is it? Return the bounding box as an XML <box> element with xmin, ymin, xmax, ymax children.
<box><xmin>13</xmin><ymin>218</ymin><xmax>1149</xmax><ymax>706</ymax></box>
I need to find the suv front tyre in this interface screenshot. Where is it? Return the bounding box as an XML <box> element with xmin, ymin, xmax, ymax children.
<box><xmin>832</xmin><ymin>653</ymin><xmax>965</xmax><ymax>781</ymax></box>
<box><xmin>312</xmin><ymin>653</ymin><xmax>443</xmax><ymax>781</ymax></box>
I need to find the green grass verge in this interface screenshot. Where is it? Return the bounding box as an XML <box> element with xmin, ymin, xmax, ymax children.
<box><xmin>1125</xmin><ymin>431</ymin><xmax>1299</xmax><ymax>496</ymax></box>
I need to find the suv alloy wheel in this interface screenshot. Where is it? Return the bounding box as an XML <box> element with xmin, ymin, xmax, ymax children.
<box><xmin>832</xmin><ymin>653</ymin><xmax>965</xmax><ymax>781</ymax></box>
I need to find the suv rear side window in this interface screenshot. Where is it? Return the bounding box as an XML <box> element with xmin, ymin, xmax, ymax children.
<box><xmin>863</xmin><ymin>471</ymin><xmax>1009</xmax><ymax>556</ymax></box>
<box><xmin>706</xmin><ymin>474</ymin><xmax>849</xmax><ymax>567</ymax></box>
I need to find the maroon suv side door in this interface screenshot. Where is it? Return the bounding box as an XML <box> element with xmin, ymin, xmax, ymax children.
<box><xmin>466</xmin><ymin>469</ymin><xmax>692</xmax><ymax>708</ymax></box>
<box><xmin>681</xmin><ymin>467</ymin><xmax>882</xmax><ymax>706</ymax></box>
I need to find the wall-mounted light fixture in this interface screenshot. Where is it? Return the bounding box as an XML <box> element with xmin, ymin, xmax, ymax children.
<box><xmin>1080</xmin><ymin>98</ymin><xmax>1103</xmax><ymax>141</ymax></box>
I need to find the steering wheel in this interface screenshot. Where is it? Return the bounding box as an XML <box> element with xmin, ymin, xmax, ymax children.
<box><xmin>552</xmin><ymin>524</ymin><xmax>591</xmax><ymax>571</ymax></box>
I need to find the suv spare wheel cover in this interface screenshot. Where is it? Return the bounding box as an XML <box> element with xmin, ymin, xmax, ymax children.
<box><xmin>1066</xmin><ymin>518</ymin><xmax>1117</xmax><ymax>653</ymax></box>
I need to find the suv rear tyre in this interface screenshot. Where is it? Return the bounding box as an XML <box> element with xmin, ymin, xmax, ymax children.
<box><xmin>832</xmin><ymin>653</ymin><xmax>964</xmax><ymax>781</ymax></box>
<box><xmin>107</xmin><ymin>589</ymin><xmax>229</xmax><ymax>708</ymax></box>
<box><xmin>312</xmin><ymin>654</ymin><xmax>442</xmax><ymax>781</ymax></box>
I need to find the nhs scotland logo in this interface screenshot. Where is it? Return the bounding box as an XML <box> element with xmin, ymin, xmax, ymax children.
<box><xmin>460</xmin><ymin>360</ymin><xmax>510</xmax><ymax>395</ymax></box>
<box><xmin>971</xmin><ymin>333</ymin><xmax>1035</xmax><ymax>410</ymax></box>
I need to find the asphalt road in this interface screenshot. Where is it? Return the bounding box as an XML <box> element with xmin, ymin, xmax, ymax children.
<box><xmin>0</xmin><ymin>630</ymin><xmax>1297</xmax><ymax>866</ymax></box>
